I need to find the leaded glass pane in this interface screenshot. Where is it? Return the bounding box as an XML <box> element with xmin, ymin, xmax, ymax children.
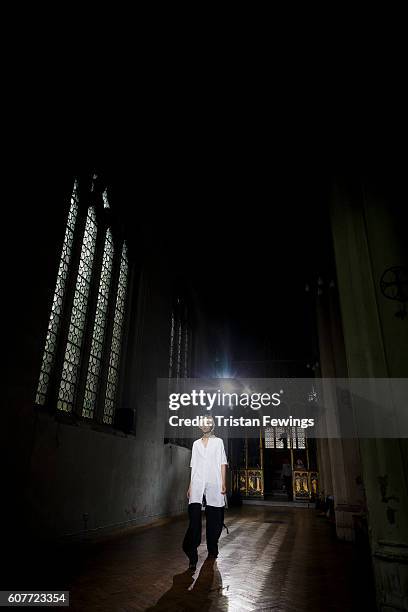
<box><xmin>183</xmin><ymin>327</ymin><xmax>189</xmax><ymax>378</ymax></box>
<box><xmin>297</xmin><ymin>428</ymin><xmax>306</xmax><ymax>449</ymax></box>
<box><xmin>265</xmin><ymin>426</ymin><xmax>274</xmax><ymax>448</ymax></box>
<box><xmin>289</xmin><ymin>426</ymin><xmax>296</xmax><ymax>449</ymax></box>
<box><xmin>57</xmin><ymin>206</ymin><xmax>98</xmax><ymax>412</ymax></box>
<box><xmin>176</xmin><ymin>320</ymin><xmax>182</xmax><ymax>379</ymax></box>
<box><xmin>91</xmin><ymin>173</ymin><xmax>98</xmax><ymax>192</ymax></box>
<box><xmin>102</xmin><ymin>188</ymin><xmax>110</xmax><ymax>209</ymax></box>
<box><xmin>82</xmin><ymin>228</ymin><xmax>114</xmax><ymax>418</ymax></box>
<box><xmin>103</xmin><ymin>241</ymin><xmax>128</xmax><ymax>425</ymax></box>
<box><xmin>275</xmin><ymin>426</ymin><xmax>286</xmax><ymax>448</ymax></box>
<box><xmin>35</xmin><ymin>180</ymin><xmax>79</xmax><ymax>405</ymax></box>
<box><xmin>264</xmin><ymin>426</ymin><xmax>306</xmax><ymax>449</ymax></box>
<box><xmin>168</xmin><ymin>311</ymin><xmax>175</xmax><ymax>378</ymax></box>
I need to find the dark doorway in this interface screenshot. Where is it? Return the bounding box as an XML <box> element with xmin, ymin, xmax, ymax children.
<box><xmin>263</xmin><ymin>448</ymin><xmax>291</xmax><ymax>499</ymax></box>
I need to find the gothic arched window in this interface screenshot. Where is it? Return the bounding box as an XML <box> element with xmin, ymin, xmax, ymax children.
<box><xmin>168</xmin><ymin>295</ymin><xmax>191</xmax><ymax>379</ymax></box>
<box><xmin>82</xmin><ymin>227</ymin><xmax>114</xmax><ymax>419</ymax></box>
<box><xmin>103</xmin><ymin>241</ymin><xmax>129</xmax><ymax>425</ymax></box>
<box><xmin>35</xmin><ymin>177</ymin><xmax>130</xmax><ymax>428</ymax></box>
<box><xmin>166</xmin><ymin>294</ymin><xmax>193</xmax><ymax>449</ymax></box>
<box><xmin>57</xmin><ymin>205</ymin><xmax>98</xmax><ymax>413</ymax></box>
<box><xmin>35</xmin><ymin>181</ymin><xmax>79</xmax><ymax>406</ymax></box>
<box><xmin>264</xmin><ymin>426</ymin><xmax>306</xmax><ymax>449</ymax></box>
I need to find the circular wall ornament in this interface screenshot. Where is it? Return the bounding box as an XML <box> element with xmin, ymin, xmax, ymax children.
<box><xmin>380</xmin><ymin>266</ymin><xmax>408</xmax><ymax>319</ymax></box>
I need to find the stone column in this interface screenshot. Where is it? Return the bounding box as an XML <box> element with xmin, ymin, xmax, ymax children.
<box><xmin>316</xmin><ymin>285</ymin><xmax>363</xmax><ymax>541</ymax></box>
<box><xmin>330</xmin><ymin>178</ymin><xmax>408</xmax><ymax>610</ymax></box>
<box><xmin>316</xmin><ymin>438</ymin><xmax>333</xmax><ymax>499</ymax></box>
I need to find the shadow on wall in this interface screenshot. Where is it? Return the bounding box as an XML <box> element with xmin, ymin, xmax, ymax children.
<box><xmin>161</xmin><ymin>443</ymin><xmax>191</xmax><ymax>519</ymax></box>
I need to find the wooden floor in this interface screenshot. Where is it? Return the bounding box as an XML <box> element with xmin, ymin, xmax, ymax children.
<box><xmin>8</xmin><ymin>506</ymin><xmax>376</xmax><ymax>611</ymax></box>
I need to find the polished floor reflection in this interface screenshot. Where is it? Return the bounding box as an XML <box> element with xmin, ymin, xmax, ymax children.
<box><xmin>11</xmin><ymin>506</ymin><xmax>376</xmax><ymax>611</ymax></box>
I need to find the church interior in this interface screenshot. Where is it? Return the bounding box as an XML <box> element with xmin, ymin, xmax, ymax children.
<box><xmin>3</xmin><ymin>144</ymin><xmax>408</xmax><ymax>611</ymax></box>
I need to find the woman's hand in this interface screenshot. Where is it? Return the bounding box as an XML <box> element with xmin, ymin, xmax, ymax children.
<box><xmin>221</xmin><ymin>484</ymin><xmax>226</xmax><ymax>495</ymax></box>
<box><xmin>187</xmin><ymin>486</ymin><xmax>191</xmax><ymax>499</ymax></box>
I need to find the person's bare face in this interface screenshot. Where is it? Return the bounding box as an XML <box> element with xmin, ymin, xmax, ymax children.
<box><xmin>199</xmin><ymin>416</ymin><xmax>214</xmax><ymax>433</ymax></box>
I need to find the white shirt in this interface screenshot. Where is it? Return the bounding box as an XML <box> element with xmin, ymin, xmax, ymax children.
<box><xmin>189</xmin><ymin>436</ymin><xmax>228</xmax><ymax>507</ymax></box>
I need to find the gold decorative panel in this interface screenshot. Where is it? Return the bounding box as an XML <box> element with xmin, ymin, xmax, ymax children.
<box><xmin>234</xmin><ymin>469</ymin><xmax>264</xmax><ymax>497</ymax></box>
<box><xmin>293</xmin><ymin>470</ymin><xmax>319</xmax><ymax>501</ymax></box>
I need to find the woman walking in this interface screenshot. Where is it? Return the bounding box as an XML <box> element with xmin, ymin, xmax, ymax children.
<box><xmin>182</xmin><ymin>416</ymin><xmax>228</xmax><ymax>570</ymax></box>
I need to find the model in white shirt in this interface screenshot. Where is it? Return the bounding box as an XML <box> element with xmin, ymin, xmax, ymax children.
<box><xmin>183</xmin><ymin>416</ymin><xmax>228</xmax><ymax>569</ymax></box>
<box><xmin>188</xmin><ymin>433</ymin><xmax>228</xmax><ymax>507</ymax></box>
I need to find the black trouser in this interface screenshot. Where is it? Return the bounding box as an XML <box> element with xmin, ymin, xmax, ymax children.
<box><xmin>182</xmin><ymin>503</ymin><xmax>224</xmax><ymax>563</ymax></box>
